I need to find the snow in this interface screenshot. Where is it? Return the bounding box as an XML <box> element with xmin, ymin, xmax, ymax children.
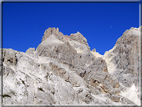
<box><xmin>120</xmin><ymin>84</ymin><xmax>141</xmax><ymax>106</ymax></box>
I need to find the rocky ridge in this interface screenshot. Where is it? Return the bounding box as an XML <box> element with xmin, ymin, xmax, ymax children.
<box><xmin>0</xmin><ymin>27</ymin><xmax>141</xmax><ymax>106</ymax></box>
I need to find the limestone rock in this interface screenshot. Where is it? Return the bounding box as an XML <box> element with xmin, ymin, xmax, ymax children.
<box><xmin>92</xmin><ymin>48</ymin><xmax>96</xmax><ymax>52</ymax></box>
<box><xmin>69</xmin><ymin>31</ymin><xmax>89</xmax><ymax>47</ymax></box>
<box><xmin>2</xmin><ymin>49</ymin><xmax>17</xmax><ymax>66</ymax></box>
<box><xmin>1</xmin><ymin>27</ymin><xmax>140</xmax><ymax>106</ymax></box>
<box><xmin>36</xmin><ymin>34</ymin><xmax>77</xmax><ymax>64</ymax></box>
<box><xmin>26</xmin><ymin>47</ymin><xmax>35</xmax><ymax>55</ymax></box>
<box><xmin>42</xmin><ymin>27</ymin><xmax>69</xmax><ymax>43</ymax></box>
<box><xmin>103</xmin><ymin>26</ymin><xmax>141</xmax><ymax>105</ymax></box>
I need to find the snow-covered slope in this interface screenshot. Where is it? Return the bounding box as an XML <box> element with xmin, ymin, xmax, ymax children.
<box><xmin>120</xmin><ymin>84</ymin><xmax>140</xmax><ymax>105</ymax></box>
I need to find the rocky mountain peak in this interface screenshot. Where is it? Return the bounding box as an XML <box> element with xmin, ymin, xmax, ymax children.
<box><xmin>116</xmin><ymin>27</ymin><xmax>140</xmax><ymax>45</ymax></box>
<box><xmin>1</xmin><ymin>26</ymin><xmax>141</xmax><ymax>106</ymax></box>
<box><xmin>42</xmin><ymin>27</ymin><xmax>70</xmax><ymax>43</ymax></box>
<box><xmin>69</xmin><ymin>31</ymin><xmax>88</xmax><ymax>46</ymax></box>
<box><xmin>42</xmin><ymin>27</ymin><xmax>89</xmax><ymax>48</ymax></box>
<box><xmin>42</xmin><ymin>27</ymin><xmax>60</xmax><ymax>42</ymax></box>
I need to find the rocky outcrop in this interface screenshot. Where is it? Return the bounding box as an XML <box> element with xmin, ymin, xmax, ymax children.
<box><xmin>36</xmin><ymin>34</ymin><xmax>77</xmax><ymax>65</ymax></box>
<box><xmin>69</xmin><ymin>31</ymin><xmax>89</xmax><ymax>47</ymax></box>
<box><xmin>42</xmin><ymin>27</ymin><xmax>69</xmax><ymax>43</ymax></box>
<box><xmin>104</xmin><ymin>27</ymin><xmax>141</xmax><ymax>87</ymax></box>
<box><xmin>103</xmin><ymin>26</ymin><xmax>141</xmax><ymax>105</ymax></box>
<box><xmin>1</xmin><ymin>27</ymin><xmax>141</xmax><ymax>106</ymax></box>
<box><xmin>2</xmin><ymin>49</ymin><xmax>17</xmax><ymax>66</ymax></box>
<box><xmin>26</xmin><ymin>47</ymin><xmax>35</xmax><ymax>55</ymax></box>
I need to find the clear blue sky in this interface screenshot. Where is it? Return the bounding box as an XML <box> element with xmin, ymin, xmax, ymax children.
<box><xmin>3</xmin><ymin>2</ymin><xmax>139</xmax><ymax>55</ymax></box>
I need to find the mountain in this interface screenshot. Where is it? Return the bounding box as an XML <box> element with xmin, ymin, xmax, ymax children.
<box><xmin>103</xmin><ymin>27</ymin><xmax>141</xmax><ymax>105</ymax></box>
<box><xmin>0</xmin><ymin>27</ymin><xmax>141</xmax><ymax>106</ymax></box>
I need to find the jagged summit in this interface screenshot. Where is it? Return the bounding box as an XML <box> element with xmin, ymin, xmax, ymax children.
<box><xmin>42</xmin><ymin>27</ymin><xmax>65</xmax><ymax>42</ymax></box>
<box><xmin>1</xmin><ymin>27</ymin><xmax>141</xmax><ymax>106</ymax></box>
<box><xmin>42</xmin><ymin>27</ymin><xmax>89</xmax><ymax>47</ymax></box>
<box><xmin>69</xmin><ymin>31</ymin><xmax>89</xmax><ymax>47</ymax></box>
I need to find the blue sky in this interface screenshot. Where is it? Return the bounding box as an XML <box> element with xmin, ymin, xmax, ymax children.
<box><xmin>3</xmin><ymin>2</ymin><xmax>139</xmax><ymax>55</ymax></box>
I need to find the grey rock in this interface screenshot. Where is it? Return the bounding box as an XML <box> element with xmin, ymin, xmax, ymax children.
<box><xmin>2</xmin><ymin>26</ymin><xmax>141</xmax><ymax>106</ymax></box>
<box><xmin>104</xmin><ymin>26</ymin><xmax>141</xmax><ymax>105</ymax></box>
<box><xmin>25</xmin><ymin>47</ymin><xmax>35</xmax><ymax>55</ymax></box>
<box><xmin>104</xmin><ymin>27</ymin><xmax>140</xmax><ymax>88</ymax></box>
<box><xmin>119</xmin><ymin>95</ymin><xmax>136</xmax><ymax>104</ymax></box>
<box><xmin>36</xmin><ymin>34</ymin><xmax>77</xmax><ymax>64</ymax></box>
<box><xmin>92</xmin><ymin>48</ymin><xmax>96</xmax><ymax>52</ymax></box>
<box><xmin>69</xmin><ymin>31</ymin><xmax>89</xmax><ymax>47</ymax></box>
<box><xmin>89</xmin><ymin>85</ymin><xmax>101</xmax><ymax>95</ymax></box>
<box><xmin>3</xmin><ymin>49</ymin><xmax>17</xmax><ymax>66</ymax></box>
<box><xmin>42</xmin><ymin>27</ymin><xmax>69</xmax><ymax>43</ymax></box>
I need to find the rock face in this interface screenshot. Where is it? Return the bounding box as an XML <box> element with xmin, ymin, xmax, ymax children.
<box><xmin>1</xmin><ymin>27</ymin><xmax>141</xmax><ymax>106</ymax></box>
<box><xmin>103</xmin><ymin>27</ymin><xmax>141</xmax><ymax>105</ymax></box>
<box><xmin>25</xmin><ymin>47</ymin><xmax>35</xmax><ymax>55</ymax></box>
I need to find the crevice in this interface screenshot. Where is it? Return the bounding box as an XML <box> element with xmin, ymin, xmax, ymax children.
<box><xmin>2</xmin><ymin>94</ymin><xmax>11</xmax><ymax>98</ymax></box>
<box><xmin>38</xmin><ymin>87</ymin><xmax>44</xmax><ymax>92</ymax></box>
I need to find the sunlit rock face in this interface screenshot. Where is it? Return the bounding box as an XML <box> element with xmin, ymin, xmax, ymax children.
<box><xmin>103</xmin><ymin>26</ymin><xmax>141</xmax><ymax>105</ymax></box>
<box><xmin>1</xmin><ymin>27</ymin><xmax>141</xmax><ymax>106</ymax></box>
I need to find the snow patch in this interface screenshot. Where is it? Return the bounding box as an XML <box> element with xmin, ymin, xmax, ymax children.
<box><xmin>120</xmin><ymin>84</ymin><xmax>141</xmax><ymax>106</ymax></box>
